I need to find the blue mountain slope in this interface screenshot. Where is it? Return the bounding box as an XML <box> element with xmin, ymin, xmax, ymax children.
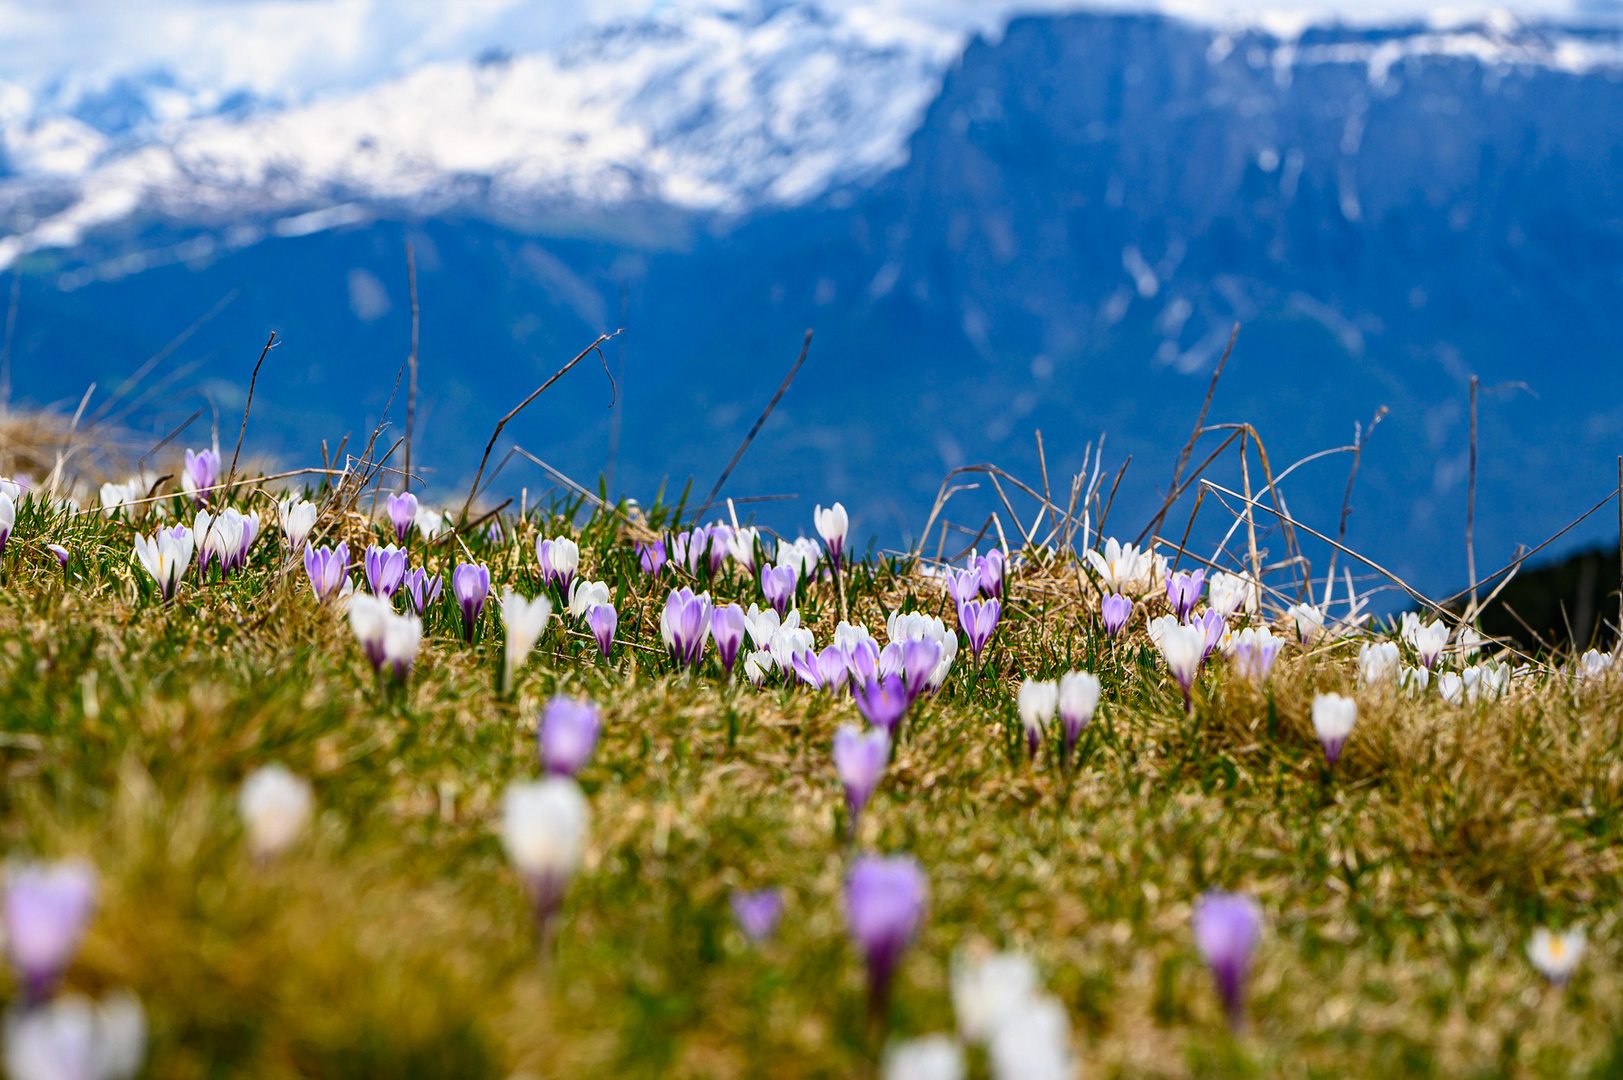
<box><xmin>6</xmin><ymin>11</ymin><xmax>1623</xmax><ymax>598</ymax></box>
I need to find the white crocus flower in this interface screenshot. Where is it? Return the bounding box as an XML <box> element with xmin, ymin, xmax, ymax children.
<box><xmin>1206</xmin><ymin>570</ymin><xmax>1258</xmax><ymax>617</ymax></box>
<box><xmin>237</xmin><ymin>764</ymin><xmax>314</xmax><ymax>859</ymax></box>
<box><xmin>768</xmin><ymin>624</ymin><xmax>814</xmax><ymax>673</ymax></box>
<box><xmin>501</xmin><ymin>589</ymin><xmax>554</xmax><ymax>694</ymax></box>
<box><xmin>1016</xmin><ymin>679</ymin><xmax>1059</xmax><ymax>750</ymax></box>
<box><xmin>882</xmin><ymin>1035</ymin><xmax>965</xmax><ymax>1080</ymax></box>
<box><xmin>1085</xmin><ymin>537</ymin><xmax>1151</xmax><ymax>592</ymax></box>
<box><xmin>885</xmin><ymin>610</ymin><xmax>957</xmax><ymax>688</ymax></box>
<box><xmin>1437</xmin><ymin>671</ymin><xmax>1465</xmax><ymax>706</ymax></box>
<box><xmin>744</xmin><ymin>604</ymin><xmax>783</xmax><ymax>650</ymax></box>
<box><xmin>1287</xmin><ymin>602</ymin><xmax>1324</xmax><ymax>644</ymax></box>
<box><xmin>776</xmin><ymin>537</ymin><xmax>822</xmax><ymax>578</ymax></box>
<box><xmin>1158</xmin><ymin>623</ymin><xmax>1207</xmax><ymax>699</ymax></box>
<box><xmin>1399</xmin><ymin>664</ymin><xmax>1431</xmax><ymax>698</ymax></box>
<box><xmin>742</xmin><ymin>650</ymin><xmax>774</xmax><ymax>686</ymax></box>
<box><xmin>133</xmin><ymin>527</ymin><xmax>194</xmax><ymax>600</ymax></box>
<box><xmin>727</xmin><ymin>526</ymin><xmax>761</xmax><ymax>570</ymax></box>
<box><xmin>193</xmin><ymin>509</ymin><xmax>243</xmax><ymax>574</ymax></box>
<box><xmin>1411</xmin><ymin>619</ymin><xmax>1449</xmax><ymax>669</ymax></box>
<box><xmin>567</xmin><ymin>579</ymin><xmax>610</xmax><ymax>620</ymax></box>
<box><xmin>813</xmin><ymin>502</ymin><xmax>849</xmax><ymax>560</ymax></box>
<box><xmin>987</xmin><ymin>994</ymin><xmax>1073</xmax><ymax>1080</ymax></box>
<box><xmin>1145</xmin><ymin>613</ymin><xmax>1179</xmax><ymax>650</ymax></box>
<box><xmin>499</xmin><ymin>777</ymin><xmax>590</xmax><ymax>921</ymax></box>
<box><xmin>1358</xmin><ymin>641</ymin><xmax>1401</xmax><ymax>686</ymax></box>
<box><xmin>414</xmin><ymin>505</ymin><xmax>446</xmax><ymax>539</ymax></box>
<box><xmin>4</xmin><ymin>990</ymin><xmax>147</xmax><ymax>1080</ymax></box>
<box><xmin>1577</xmin><ymin>649</ymin><xmax>1615</xmax><ymax>682</ymax></box>
<box><xmin>277</xmin><ymin>497</ymin><xmax>317</xmax><ymax>553</ymax></box>
<box><xmin>1528</xmin><ymin>927</ymin><xmax>1586</xmax><ymax>987</ymax></box>
<box><xmin>383</xmin><ymin>611</ymin><xmax>423</xmax><ymax>678</ymax></box>
<box><xmin>951</xmin><ymin>949</ymin><xmax>1039</xmax><ymax>1044</ymax></box>
<box><xmin>833</xmin><ymin>621</ymin><xmax>877</xmax><ymax>652</ymax></box>
<box><xmin>1311</xmin><ymin>693</ymin><xmax>1357</xmax><ymax>765</ymax></box>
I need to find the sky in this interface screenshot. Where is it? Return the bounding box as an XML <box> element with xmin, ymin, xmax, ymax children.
<box><xmin>0</xmin><ymin>0</ymin><xmax>1609</xmax><ymax>107</ymax></box>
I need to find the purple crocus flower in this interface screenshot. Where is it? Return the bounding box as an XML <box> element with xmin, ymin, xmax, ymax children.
<box><xmin>844</xmin><ymin>638</ymin><xmax>880</xmax><ymax>685</ymax></box>
<box><xmin>960</xmin><ymin>599</ymin><xmax>1001</xmax><ymax>661</ymax></box>
<box><xmin>637</xmin><ymin>539</ymin><xmax>666</xmax><ymax>577</ymax></box>
<box><xmin>793</xmin><ymin>645</ymin><xmax>851</xmax><ymax>694</ymax></box>
<box><xmin>1166</xmin><ymin>569</ymin><xmax>1206</xmax><ymax>621</ymax></box>
<box><xmin>402</xmin><ymin>567</ymin><xmax>443</xmax><ymax>615</ymax></box>
<box><xmin>898</xmin><ymin>638</ymin><xmax>942</xmax><ymax>703</ymax></box>
<box><xmin>710</xmin><ymin>602</ymin><xmax>747</xmax><ymax>676</ymax></box>
<box><xmin>670</xmin><ymin>528</ymin><xmax>708</xmax><ymax>576</ymax></box>
<box><xmin>4</xmin><ymin>861</ymin><xmax>97</xmax><ymax>1004</ymax></box>
<box><xmin>364</xmin><ymin>544</ymin><xmax>408</xmax><ymax>598</ymax></box>
<box><xmin>661</xmin><ymin>587</ymin><xmax>714</xmax><ymax>668</ymax></box>
<box><xmin>1194</xmin><ymin>608</ymin><xmax>1227</xmax><ymax>661</ymax></box>
<box><xmin>833</xmin><ymin>724</ymin><xmax>889</xmax><ymax>828</ymax></box>
<box><xmin>453</xmin><ymin>562</ymin><xmax>491</xmax><ymax>641</ymax></box>
<box><xmin>844</xmin><ymin>854</ymin><xmax>927</xmax><ymax>1016</ymax></box>
<box><xmin>975</xmin><ymin>548</ymin><xmax>1006</xmax><ymax>599</ymax></box>
<box><xmin>536</xmin><ymin>537</ymin><xmax>579</xmax><ymax>595</ymax></box>
<box><xmin>707</xmin><ymin>524</ymin><xmax>733</xmax><ymax>575</ymax></box>
<box><xmin>303</xmin><ymin>541</ymin><xmax>350</xmax><ymax>602</ymax></box>
<box><xmin>761</xmin><ymin>563</ymin><xmax>797</xmax><ymax>617</ymax></box>
<box><xmin>587</xmin><ymin>603</ymin><xmax>617</xmax><ymax>659</ymax></box>
<box><xmin>1101</xmin><ymin>593</ymin><xmax>1132</xmax><ymax>638</ymax></box>
<box><xmin>855</xmin><ymin>674</ymin><xmax>909</xmax><ymax>738</ymax></box>
<box><xmin>183</xmin><ymin>447</ymin><xmax>221</xmax><ymax>504</ymax></box>
<box><xmin>1192</xmin><ymin>890</ymin><xmax>1263</xmax><ymax>1030</ymax></box>
<box><xmin>540</xmin><ymin>697</ymin><xmax>600</xmax><ymax>777</ymax></box>
<box><xmin>386</xmin><ymin>492</ymin><xmax>418</xmax><ymax>544</ymax></box>
<box><xmin>731</xmin><ymin>888</ymin><xmax>784</xmax><ymax>943</ymax></box>
<box><xmin>947</xmin><ymin>568</ymin><xmax>981</xmax><ymax>614</ymax></box>
<box><xmin>47</xmin><ymin>544</ymin><xmax>69</xmax><ymax>570</ymax></box>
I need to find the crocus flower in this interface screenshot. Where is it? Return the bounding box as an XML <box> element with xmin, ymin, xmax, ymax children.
<box><xmin>1100</xmin><ymin>594</ymin><xmax>1132</xmax><ymax>638</ymax></box>
<box><xmin>960</xmin><ymin>599</ymin><xmax>1001</xmax><ymax>661</ymax></box>
<box><xmin>727</xmin><ymin>526</ymin><xmax>760</xmax><ymax>572</ymax></box>
<box><xmin>706</xmin><ymin>523</ymin><xmax>734</xmax><ymax>575</ymax></box>
<box><xmin>1058</xmin><ymin>670</ymin><xmax>1101</xmax><ymax>759</ymax></box>
<box><xmin>637</xmin><ymin>539</ymin><xmax>666</xmax><ymax>577</ymax></box>
<box><xmin>1465</xmin><ymin>660</ymin><xmax>1510</xmax><ymax>703</ymax></box>
<box><xmin>1311</xmin><ymin>692</ymin><xmax>1357</xmax><ymax>767</ymax></box>
<box><xmin>1194</xmin><ymin>608</ymin><xmax>1227</xmax><ymax>661</ymax></box>
<box><xmin>731</xmin><ymin>888</ymin><xmax>783</xmax><ymax>943</ymax></box>
<box><xmin>793</xmin><ymin>645</ymin><xmax>851</xmax><ymax>694</ymax></box>
<box><xmin>883</xmin><ymin>638</ymin><xmax>942</xmax><ymax>704</ymax></box>
<box><xmin>401</xmin><ymin>568</ymin><xmax>442</xmax><ymax>615</ymax></box>
<box><xmin>1437</xmin><ymin>671</ymin><xmax>1464</xmax><ymax>705</ymax></box>
<box><xmin>47</xmin><ymin>543</ymin><xmax>69</xmax><ymax>570</ymax></box>
<box><xmin>951</xmin><ymin>948</ymin><xmax>1039</xmax><ymax>1045</ymax></box>
<box><xmin>1528</xmin><ymin>927</ymin><xmax>1586</xmax><ymax>987</ymax></box>
<box><xmin>1577</xmin><ymin>648</ymin><xmax>1615</xmax><ymax>682</ymax></box>
<box><xmin>135</xmin><ymin>526</ymin><xmax>195</xmax><ymax>601</ymax></box>
<box><xmin>1166</xmin><ymin>569</ymin><xmax>1206</xmax><ymax>621</ymax></box>
<box><xmin>1206</xmin><ymin>571</ymin><xmax>1257</xmax><ymax>618</ymax></box>
<box><xmin>660</xmin><ymin>588</ymin><xmax>714</xmax><ymax>669</ymax></box>
<box><xmin>855</xmin><ymin>674</ymin><xmax>909</xmax><ymax>738</ymax></box>
<box><xmin>761</xmin><ymin>563</ymin><xmax>797</xmax><ymax>617</ymax></box>
<box><xmin>1192</xmin><ymin>890</ymin><xmax>1262</xmax><ymax>1030</ymax></box>
<box><xmin>237</xmin><ymin>764</ymin><xmax>314</xmax><ymax>859</ymax></box>
<box><xmin>989</xmin><ymin>995</ymin><xmax>1074</xmax><ymax>1080</ymax></box>
<box><xmin>671</xmin><ymin>527</ymin><xmax>708</xmax><ymax>576</ymax></box>
<box><xmin>536</xmin><ymin>536</ymin><xmax>580</xmax><ymax>594</ymax></box>
<box><xmin>834</xmin><ymin>724</ymin><xmax>889</xmax><ymax>828</ymax></box>
<box><xmin>845</xmin><ymin>854</ymin><xmax>927</xmax><ymax>1015</ymax></box>
<box><xmin>769</xmin><ymin>623</ymin><xmax>814</xmax><ymax>675</ymax></box>
<box><xmin>814</xmin><ymin>502</ymin><xmax>849</xmax><ymax>572</ymax></box>
<box><xmin>1412</xmin><ymin>619</ymin><xmax>1449</xmax><ymax>669</ymax></box>
<box><xmin>4</xmin><ymin>861</ymin><xmax>97</xmax><ymax>1003</ymax></box>
<box><xmin>1228</xmin><ymin>626</ymin><xmax>1283</xmax><ymax>684</ymax></box>
<box><xmin>499</xmin><ymin>778</ymin><xmax>589</xmax><ymax>933</ymax></box>
<box><xmin>843</xmin><ymin>637</ymin><xmax>880</xmax><ymax>685</ymax></box>
<box><xmin>501</xmin><ymin>589</ymin><xmax>554</xmax><ymax>693</ymax></box>
<box><xmin>278</xmin><ymin>497</ymin><xmax>317</xmax><ymax>553</ymax></box>
<box><xmin>193</xmin><ymin>509</ymin><xmax>242</xmax><ymax>578</ymax></box>
<box><xmin>385</xmin><ymin>492</ymin><xmax>418</xmax><ymax>544</ymax></box>
<box><xmin>1017</xmin><ymin>679</ymin><xmax>1058</xmax><ymax>758</ymax></box>
<box><xmin>1157</xmin><ymin>622</ymin><xmax>1207</xmax><ymax>709</ymax></box>
<box><xmin>946</xmin><ymin>568</ymin><xmax>981</xmax><ymax>615</ymax></box>
<box><xmin>539</xmin><ymin>697</ymin><xmax>600</xmax><ymax>777</ymax></box>
<box><xmin>181</xmin><ymin>447</ymin><xmax>221</xmax><ymax>504</ymax></box>
<box><xmin>0</xmin><ymin>492</ymin><xmax>14</xmax><ymax>557</ymax></box>
<box><xmin>567</xmin><ymin>579</ymin><xmax>609</xmax><ymax>620</ymax></box>
<box><xmin>975</xmin><ymin>548</ymin><xmax>1006</xmax><ymax>600</ymax></box>
<box><xmin>882</xmin><ymin>1036</ymin><xmax>965</xmax><ymax>1080</ymax></box>
<box><xmin>777</xmin><ymin>536</ymin><xmax>822</xmax><ymax>578</ymax></box>
<box><xmin>886</xmin><ymin>610</ymin><xmax>958</xmax><ymax>690</ymax></box>
<box><xmin>3</xmin><ymin>989</ymin><xmax>148</xmax><ymax>1080</ymax></box>
<box><xmin>742</xmin><ymin>651</ymin><xmax>773</xmax><ymax>686</ymax></box>
<box><xmin>1358</xmin><ymin>641</ymin><xmax>1400</xmax><ymax>686</ymax></box>
<box><xmin>710</xmin><ymin>602</ymin><xmax>748</xmax><ymax>676</ymax></box>
<box><xmin>303</xmin><ymin>541</ymin><xmax>349</xmax><ymax>602</ymax></box>
<box><xmin>1400</xmin><ymin>664</ymin><xmax>1431</xmax><ymax>697</ymax></box>
<box><xmin>383</xmin><ymin>610</ymin><xmax>423</xmax><ymax>680</ymax></box>
<box><xmin>1085</xmin><ymin>537</ymin><xmax>1152</xmax><ymax>592</ymax></box>
<box><xmin>364</xmin><ymin>544</ymin><xmax>408</xmax><ymax>598</ymax></box>
<box><xmin>348</xmin><ymin>594</ymin><xmax>392</xmax><ymax>671</ymax></box>
<box><xmin>413</xmin><ymin>505</ymin><xmax>445</xmax><ymax>540</ymax></box>
<box><xmin>452</xmin><ymin>562</ymin><xmax>491</xmax><ymax>641</ymax></box>
<box><xmin>586</xmin><ymin>603</ymin><xmax>617</xmax><ymax>659</ymax></box>
<box><xmin>1288</xmin><ymin>602</ymin><xmax>1325</xmax><ymax>645</ymax></box>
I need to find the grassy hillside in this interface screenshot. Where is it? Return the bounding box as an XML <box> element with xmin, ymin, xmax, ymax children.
<box><xmin>0</xmin><ymin>445</ymin><xmax>1620</xmax><ymax>1080</ymax></box>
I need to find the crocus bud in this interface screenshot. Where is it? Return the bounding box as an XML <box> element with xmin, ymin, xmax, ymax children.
<box><xmin>278</xmin><ymin>498</ymin><xmax>317</xmax><ymax>553</ymax></box>
<box><xmin>710</xmin><ymin>603</ymin><xmax>747</xmax><ymax>676</ymax></box>
<box><xmin>760</xmin><ymin>564</ymin><xmax>797</xmax><ymax>617</ymax></box>
<box><xmin>845</xmin><ymin>854</ymin><xmax>927</xmax><ymax>1017</ymax></box>
<box><xmin>1206</xmin><ymin>571</ymin><xmax>1257</xmax><ymax>618</ymax></box>
<box><xmin>1165</xmin><ymin>569</ymin><xmax>1205</xmax><ymax>621</ymax></box>
<box><xmin>1229</xmin><ymin>627</ymin><xmax>1282</xmax><ymax>683</ymax></box>
<box><xmin>1288</xmin><ymin>602</ymin><xmax>1325</xmax><ymax>644</ymax></box>
<box><xmin>637</xmin><ymin>539</ymin><xmax>666</xmax><ymax>577</ymax></box>
<box><xmin>989</xmin><ymin>994</ymin><xmax>1073</xmax><ymax>1080</ymax></box>
<box><xmin>181</xmin><ymin>447</ymin><xmax>221</xmax><ymax>505</ymax></box>
<box><xmin>501</xmin><ymin>589</ymin><xmax>554</xmax><ymax>694</ymax></box>
<box><xmin>951</xmin><ymin>947</ymin><xmax>1038</xmax><ymax>1045</ymax></box>
<box><xmin>348</xmin><ymin>594</ymin><xmax>391</xmax><ymax>671</ymax></box>
<box><xmin>364</xmin><ymin>544</ymin><xmax>408</xmax><ymax>598</ymax></box>
<box><xmin>1437</xmin><ymin>671</ymin><xmax>1464</xmax><ymax>706</ymax></box>
<box><xmin>303</xmin><ymin>542</ymin><xmax>349</xmax><ymax>602</ymax></box>
<box><xmin>402</xmin><ymin>568</ymin><xmax>442</xmax><ymax>615</ymax></box>
<box><xmin>135</xmin><ymin>527</ymin><xmax>195</xmax><ymax>601</ymax></box>
<box><xmin>1412</xmin><ymin>620</ymin><xmax>1449</xmax><ymax>669</ymax></box>
<box><xmin>238</xmin><ymin>764</ymin><xmax>314</xmax><ymax>859</ymax></box>
<box><xmin>1016</xmin><ymin>679</ymin><xmax>1058</xmax><ymax>758</ymax></box>
<box><xmin>706</xmin><ymin>523</ymin><xmax>733</xmax><ymax>575</ymax></box>
<box><xmin>793</xmin><ymin>645</ymin><xmax>850</xmax><ymax>694</ymax></box>
<box><xmin>536</xmin><ymin>537</ymin><xmax>580</xmax><ymax>594</ymax></box>
<box><xmin>1156</xmin><ymin>621</ymin><xmax>1206</xmax><ymax>710</ymax></box>
<box><xmin>947</xmin><ymin>569</ymin><xmax>981</xmax><ymax>615</ymax></box>
<box><xmin>1100</xmin><ymin>593</ymin><xmax>1132</xmax><ymax>638</ymax></box>
<box><xmin>385</xmin><ymin>492</ymin><xmax>418</xmax><ymax>544</ymax></box>
<box><xmin>960</xmin><ymin>599</ymin><xmax>1000</xmax><ymax>661</ymax></box>
<box><xmin>3</xmin><ymin>990</ymin><xmax>147</xmax><ymax>1080</ymax></box>
<box><xmin>742</xmin><ymin>651</ymin><xmax>773</xmax><ymax>686</ymax></box>
<box><xmin>567</xmin><ymin>579</ymin><xmax>609</xmax><ymax>620</ymax></box>
<box><xmin>586</xmin><ymin>603</ymin><xmax>618</xmax><ymax>659</ymax></box>
<box><xmin>413</xmin><ymin>505</ymin><xmax>445</xmax><ymax>540</ymax></box>
<box><xmin>452</xmin><ymin>563</ymin><xmax>491</xmax><ymax>641</ymax></box>
<box><xmin>1311</xmin><ymin>692</ymin><xmax>1356</xmax><ymax>767</ymax></box>
<box><xmin>47</xmin><ymin>544</ymin><xmax>69</xmax><ymax>570</ymax></box>
<box><xmin>499</xmin><ymin>778</ymin><xmax>589</xmax><ymax>933</ymax></box>
<box><xmin>1057</xmin><ymin>671</ymin><xmax>1100</xmax><ymax>758</ymax></box>
<box><xmin>4</xmin><ymin>861</ymin><xmax>97</xmax><ymax>1003</ymax></box>
<box><xmin>539</xmin><ymin>697</ymin><xmax>600</xmax><ymax>777</ymax></box>
<box><xmin>730</xmin><ymin>888</ymin><xmax>783</xmax><ymax>943</ymax></box>
<box><xmin>813</xmin><ymin>502</ymin><xmax>849</xmax><ymax>572</ymax></box>
<box><xmin>897</xmin><ymin>639</ymin><xmax>942</xmax><ymax>703</ymax></box>
<box><xmin>975</xmin><ymin>548</ymin><xmax>1005</xmax><ymax>600</ymax></box>
<box><xmin>1528</xmin><ymin>927</ymin><xmax>1585</xmax><ymax>987</ymax></box>
<box><xmin>383</xmin><ymin>610</ymin><xmax>423</xmax><ymax>680</ymax></box>
<box><xmin>660</xmin><ymin>588</ymin><xmax>713</xmax><ymax>669</ymax></box>
<box><xmin>1194</xmin><ymin>608</ymin><xmax>1226</xmax><ymax>660</ymax></box>
<box><xmin>1192</xmin><ymin>890</ymin><xmax>1262</xmax><ymax>1029</ymax></box>
<box><xmin>882</xmin><ymin>1035</ymin><xmax>964</xmax><ymax>1080</ymax></box>
<box><xmin>833</xmin><ymin>724</ymin><xmax>889</xmax><ymax>829</ymax></box>
<box><xmin>855</xmin><ymin>675</ymin><xmax>909</xmax><ymax>738</ymax></box>
<box><xmin>727</xmin><ymin>527</ymin><xmax>760</xmax><ymax>571</ymax></box>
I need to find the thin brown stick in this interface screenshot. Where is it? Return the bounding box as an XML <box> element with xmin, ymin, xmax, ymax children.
<box><xmin>1035</xmin><ymin>430</ymin><xmax>1057</xmax><ymax>543</ymax></box>
<box><xmin>1096</xmin><ymin>455</ymin><xmax>1130</xmax><ymax>542</ymax></box>
<box><xmin>1135</xmin><ymin>430</ymin><xmax>1244</xmax><ymax>546</ymax></box>
<box><xmin>1239</xmin><ymin>430</ymin><xmax>1261</xmax><ymax>586</ymax></box>
<box><xmin>460</xmin><ymin>332</ymin><xmax>617</xmax><ymax>522</ymax></box>
<box><xmin>223</xmin><ymin>331</ymin><xmax>277</xmax><ymax>501</ymax></box>
<box><xmin>698</xmin><ymin>329</ymin><xmax>812</xmax><ymax>517</ymax></box>
<box><xmin>1323</xmin><ymin>406</ymin><xmax>1387</xmax><ymax>608</ymax></box>
<box><xmin>137</xmin><ymin>407</ymin><xmax>205</xmax><ymax>471</ymax></box>
<box><xmin>1145</xmin><ymin>323</ymin><xmax>1239</xmax><ymax>542</ymax></box>
<box><xmin>403</xmin><ymin>241</ymin><xmax>419</xmax><ymax>494</ymax></box>
<box><xmin>1171</xmin><ymin>487</ymin><xmax>1205</xmax><ymax>572</ymax></box>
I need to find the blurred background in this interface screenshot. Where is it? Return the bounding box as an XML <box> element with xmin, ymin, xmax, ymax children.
<box><xmin>2</xmin><ymin>0</ymin><xmax>1623</xmax><ymax>620</ymax></box>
